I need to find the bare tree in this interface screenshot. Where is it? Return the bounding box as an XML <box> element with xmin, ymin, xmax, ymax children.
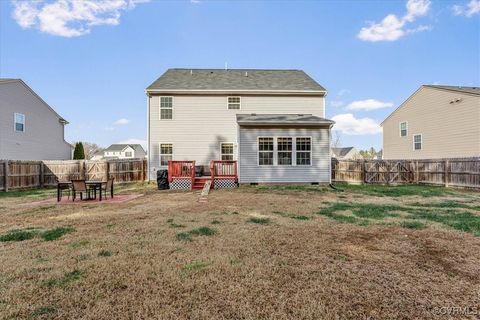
<box><xmin>73</xmin><ymin>141</ymin><xmax>104</xmax><ymax>159</ymax></box>
<box><xmin>331</xmin><ymin>131</ymin><xmax>342</xmax><ymax>148</ymax></box>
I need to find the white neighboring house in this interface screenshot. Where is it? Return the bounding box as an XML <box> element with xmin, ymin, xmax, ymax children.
<box><xmin>0</xmin><ymin>79</ymin><xmax>72</xmax><ymax>160</ymax></box>
<box><xmin>99</xmin><ymin>144</ymin><xmax>146</xmax><ymax>160</ymax></box>
<box><xmin>331</xmin><ymin>147</ymin><xmax>363</xmax><ymax>160</ymax></box>
<box><xmin>146</xmin><ymin>68</ymin><xmax>334</xmax><ymax>187</ymax></box>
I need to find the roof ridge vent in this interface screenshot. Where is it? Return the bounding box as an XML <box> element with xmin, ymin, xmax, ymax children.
<box><xmin>251</xmin><ymin>113</ymin><xmax>257</xmax><ymax>116</ymax></box>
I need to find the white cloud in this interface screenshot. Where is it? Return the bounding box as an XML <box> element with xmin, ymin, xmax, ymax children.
<box><xmin>452</xmin><ymin>0</ymin><xmax>480</xmax><ymax>17</ymax></box>
<box><xmin>114</xmin><ymin>118</ymin><xmax>130</xmax><ymax>125</ymax></box>
<box><xmin>331</xmin><ymin>113</ymin><xmax>382</xmax><ymax>135</ymax></box>
<box><xmin>346</xmin><ymin>99</ymin><xmax>394</xmax><ymax>111</ymax></box>
<box><xmin>118</xmin><ymin>138</ymin><xmax>147</xmax><ymax>149</ymax></box>
<box><xmin>358</xmin><ymin>0</ymin><xmax>431</xmax><ymax>42</ymax></box>
<box><xmin>11</xmin><ymin>0</ymin><xmax>149</xmax><ymax>37</ymax></box>
<box><xmin>330</xmin><ymin>100</ymin><xmax>344</xmax><ymax>108</ymax></box>
<box><xmin>104</xmin><ymin>126</ymin><xmax>114</xmax><ymax>131</ymax></box>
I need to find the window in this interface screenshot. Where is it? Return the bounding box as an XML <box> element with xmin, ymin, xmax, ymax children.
<box><xmin>296</xmin><ymin>137</ymin><xmax>311</xmax><ymax>165</ymax></box>
<box><xmin>227</xmin><ymin>96</ymin><xmax>241</xmax><ymax>110</ymax></box>
<box><xmin>160</xmin><ymin>97</ymin><xmax>173</xmax><ymax>119</ymax></box>
<box><xmin>277</xmin><ymin>137</ymin><xmax>292</xmax><ymax>165</ymax></box>
<box><xmin>14</xmin><ymin>113</ymin><xmax>25</xmax><ymax>132</ymax></box>
<box><xmin>160</xmin><ymin>143</ymin><xmax>173</xmax><ymax>165</ymax></box>
<box><xmin>221</xmin><ymin>143</ymin><xmax>234</xmax><ymax>161</ymax></box>
<box><xmin>413</xmin><ymin>134</ymin><xmax>422</xmax><ymax>150</ymax></box>
<box><xmin>400</xmin><ymin>121</ymin><xmax>408</xmax><ymax>137</ymax></box>
<box><xmin>258</xmin><ymin>137</ymin><xmax>274</xmax><ymax>165</ymax></box>
<box><xmin>125</xmin><ymin>152</ymin><xmax>132</xmax><ymax>158</ymax></box>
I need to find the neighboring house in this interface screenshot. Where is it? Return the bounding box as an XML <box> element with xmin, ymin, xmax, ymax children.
<box><xmin>374</xmin><ymin>150</ymin><xmax>383</xmax><ymax>160</ymax></box>
<box><xmin>101</xmin><ymin>144</ymin><xmax>146</xmax><ymax>160</ymax></box>
<box><xmin>382</xmin><ymin>85</ymin><xmax>480</xmax><ymax>159</ymax></box>
<box><xmin>146</xmin><ymin>68</ymin><xmax>334</xmax><ymax>185</ymax></box>
<box><xmin>0</xmin><ymin>79</ymin><xmax>72</xmax><ymax>160</ymax></box>
<box><xmin>90</xmin><ymin>151</ymin><xmax>104</xmax><ymax>161</ymax></box>
<box><xmin>331</xmin><ymin>147</ymin><xmax>363</xmax><ymax>160</ymax></box>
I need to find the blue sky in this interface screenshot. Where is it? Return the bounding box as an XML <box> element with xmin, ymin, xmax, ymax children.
<box><xmin>1</xmin><ymin>0</ymin><xmax>479</xmax><ymax>151</ymax></box>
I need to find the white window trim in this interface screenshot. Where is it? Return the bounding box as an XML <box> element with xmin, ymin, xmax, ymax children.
<box><xmin>227</xmin><ymin>96</ymin><xmax>241</xmax><ymax>110</ymax></box>
<box><xmin>256</xmin><ymin>136</ymin><xmax>313</xmax><ymax>167</ymax></box>
<box><xmin>399</xmin><ymin>121</ymin><xmax>408</xmax><ymax>137</ymax></box>
<box><xmin>158</xmin><ymin>96</ymin><xmax>174</xmax><ymax>120</ymax></box>
<box><xmin>276</xmin><ymin>137</ymin><xmax>293</xmax><ymax>166</ymax></box>
<box><xmin>220</xmin><ymin>142</ymin><xmax>235</xmax><ymax>160</ymax></box>
<box><xmin>257</xmin><ymin>137</ymin><xmax>275</xmax><ymax>166</ymax></box>
<box><xmin>413</xmin><ymin>134</ymin><xmax>422</xmax><ymax>151</ymax></box>
<box><xmin>159</xmin><ymin>142</ymin><xmax>174</xmax><ymax>166</ymax></box>
<box><xmin>14</xmin><ymin>112</ymin><xmax>25</xmax><ymax>133</ymax></box>
<box><xmin>295</xmin><ymin>136</ymin><xmax>313</xmax><ymax>166</ymax></box>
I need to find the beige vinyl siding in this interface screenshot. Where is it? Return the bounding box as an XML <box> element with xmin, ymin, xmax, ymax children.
<box><xmin>148</xmin><ymin>95</ymin><xmax>324</xmax><ymax>179</ymax></box>
<box><xmin>238</xmin><ymin>127</ymin><xmax>330</xmax><ymax>183</ymax></box>
<box><xmin>0</xmin><ymin>81</ymin><xmax>71</xmax><ymax>160</ymax></box>
<box><xmin>382</xmin><ymin>87</ymin><xmax>480</xmax><ymax>159</ymax></box>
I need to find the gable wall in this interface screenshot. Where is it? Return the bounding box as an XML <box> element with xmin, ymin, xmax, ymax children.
<box><xmin>382</xmin><ymin>87</ymin><xmax>480</xmax><ymax>159</ymax></box>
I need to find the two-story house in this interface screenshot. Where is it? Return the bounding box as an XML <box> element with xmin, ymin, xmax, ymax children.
<box><xmin>100</xmin><ymin>144</ymin><xmax>146</xmax><ymax>160</ymax></box>
<box><xmin>382</xmin><ymin>85</ymin><xmax>480</xmax><ymax>159</ymax></box>
<box><xmin>0</xmin><ymin>79</ymin><xmax>72</xmax><ymax>160</ymax></box>
<box><xmin>146</xmin><ymin>68</ymin><xmax>334</xmax><ymax>188</ymax></box>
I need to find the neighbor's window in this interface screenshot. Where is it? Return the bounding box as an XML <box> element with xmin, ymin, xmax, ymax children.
<box><xmin>221</xmin><ymin>143</ymin><xmax>234</xmax><ymax>161</ymax></box>
<box><xmin>125</xmin><ymin>151</ymin><xmax>132</xmax><ymax>158</ymax></box>
<box><xmin>258</xmin><ymin>137</ymin><xmax>274</xmax><ymax>165</ymax></box>
<box><xmin>227</xmin><ymin>96</ymin><xmax>241</xmax><ymax>110</ymax></box>
<box><xmin>14</xmin><ymin>113</ymin><xmax>25</xmax><ymax>132</ymax></box>
<box><xmin>296</xmin><ymin>137</ymin><xmax>311</xmax><ymax>165</ymax></box>
<box><xmin>277</xmin><ymin>137</ymin><xmax>292</xmax><ymax>165</ymax></box>
<box><xmin>160</xmin><ymin>97</ymin><xmax>173</xmax><ymax>119</ymax></box>
<box><xmin>160</xmin><ymin>143</ymin><xmax>173</xmax><ymax>165</ymax></box>
<box><xmin>400</xmin><ymin>121</ymin><xmax>408</xmax><ymax>137</ymax></box>
<box><xmin>413</xmin><ymin>134</ymin><xmax>422</xmax><ymax>150</ymax></box>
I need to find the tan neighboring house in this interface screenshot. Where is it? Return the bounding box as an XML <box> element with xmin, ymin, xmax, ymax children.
<box><xmin>98</xmin><ymin>144</ymin><xmax>146</xmax><ymax>160</ymax></box>
<box><xmin>331</xmin><ymin>147</ymin><xmax>363</xmax><ymax>160</ymax></box>
<box><xmin>0</xmin><ymin>79</ymin><xmax>72</xmax><ymax>160</ymax></box>
<box><xmin>146</xmin><ymin>68</ymin><xmax>334</xmax><ymax>184</ymax></box>
<box><xmin>382</xmin><ymin>85</ymin><xmax>480</xmax><ymax>160</ymax></box>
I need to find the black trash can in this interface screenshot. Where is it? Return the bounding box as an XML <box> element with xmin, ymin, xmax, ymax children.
<box><xmin>195</xmin><ymin>165</ymin><xmax>204</xmax><ymax>177</ymax></box>
<box><xmin>157</xmin><ymin>169</ymin><xmax>169</xmax><ymax>190</ymax></box>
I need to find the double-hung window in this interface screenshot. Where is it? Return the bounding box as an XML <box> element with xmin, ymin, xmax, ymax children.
<box><xmin>125</xmin><ymin>152</ymin><xmax>132</xmax><ymax>158</ymax></box>
<box><xmin>413</xmin><ymin>134</ymin><xmax>422</xmax><ymax>150</ymax></box>
<box><xmin>227</xmin><ymin>96</ymin><xmax>241</xmax><ymax>110</ymax></box>
<box><xmin>160</xmin><ymin>143</ymin><xmax>173</xmax><ymax>166</ymax></box>
<box><xmin>160</xmin><ymin>97</ymin><xmax>173</xmax><ymax>119</ymax></box>
<box><xmin>277</xmin><ymin>137</ymin><xmax>292</xmax><ymax>165</ymax></box>
<box><xmin>221</xmin><ymin>143</ymin><xmax>234</xmax><ymax>160</ymax></box>
<box><xmin>296</xmin><ymin>137</ymin><xmax>311</xmax><ymax>165</ymax></box>
<box><xmin>400</xmin><ymin>121</ymin><xmax>408</xmax><ymax>137</ymax></box>
<box><xmin>258</xmin><ymin>137</ymin><xmax>274</xmax><ymax>165</ymax></box>
<box><xmin>14</xmin><ymin>113</ymin><xmax>25</xmax><ymax>132</ymax></box>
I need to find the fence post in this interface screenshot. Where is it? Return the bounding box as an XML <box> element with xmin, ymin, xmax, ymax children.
<box><xmin>106</xmin><ymin>161</ymin><xmax>110</xmax><ymax>180</ymax></box>
<box><xmin>4</xmin><ymin>160</ymin><xmax>9</xmax><ymax>192</ymax></box>
<box><xmin>39</xmin><ymin>162</ymin><xmax>44</xmax><ymax>188</ymax></box>
<box><xmin>363</xmin><ymin>160</ymin><xmax>367</xmax><ymax>184</ymax></box>
<box><xmin>415</xmin><ymin>160</ymin><xmax>419</xmax><ymax>184</ymax></box>
<box><xmin>444</xmin><ymin>159</ymin><xmax>449</xmax><ymax>187</ymax></box>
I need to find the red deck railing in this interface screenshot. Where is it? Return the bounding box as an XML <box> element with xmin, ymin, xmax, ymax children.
<box><xmin>167</xmin><ymin>161</ymin><xmax>195</xmax><ymax>186</ymax></box>
<box><xmin>210</xmin><ymin>160</ymin><xmax>238</xmax><ymax>184</ymax></box>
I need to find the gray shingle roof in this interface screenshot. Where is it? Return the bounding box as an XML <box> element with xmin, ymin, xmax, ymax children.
<box><xmin>105</xmin><ymin>144</ymin><xmax>144</xmax><ymax>152</ymax></box>
<box><xmin>236</xmin><ymin>114</ymin><xmax>334</xmax><ymax>126</ymax></box>
<box><xmin>332</xmin><ymin>147</ymin><xmax>354</xmax><ymax>157</ymax></box>
<box><xmin>424</xmin><ymin>85</ymin><xmax>480</xmax><ymax>95</ymax></box>
<box><xmin>146</xmin><ymin>69</ymin><xmax>326</xmax><ymax>93</ymax></box>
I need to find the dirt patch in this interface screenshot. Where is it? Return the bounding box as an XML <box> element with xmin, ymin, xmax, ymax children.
<box><xmin>0</xmin><ymin>184</ymin><xmax>479</xmax><ymax>319</ymax></box>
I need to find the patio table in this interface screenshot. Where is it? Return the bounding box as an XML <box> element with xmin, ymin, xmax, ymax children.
<box><xmin>57</xmin><ymin>181</ymin><xmax>107</xmax><ymax>202</ymax></box>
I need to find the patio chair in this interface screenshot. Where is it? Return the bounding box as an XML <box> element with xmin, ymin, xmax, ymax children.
<box><xmin>71</xmin><ymin>180</ymin><xmax>92</xmax><ymax>201</ymax></box>
<box><xmin>57</xmin><ymin>180</ymin><xmax>72</xmax><ymax>200</ymax></box>
<box><xmin>102</xmin><ymin>178</ymin><xmax>115</xmax><ymax>199</ymax></box>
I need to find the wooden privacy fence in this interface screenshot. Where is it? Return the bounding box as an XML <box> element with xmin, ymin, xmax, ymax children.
<box><xmin>0</xmin><ymin>159</ymin><xmax>147</xmax><ymax>191</ymax></box>
<box><xmin>332</xmin><ymin>158</ymin><xmax>480</xmax><ymax>189</ymax></box>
